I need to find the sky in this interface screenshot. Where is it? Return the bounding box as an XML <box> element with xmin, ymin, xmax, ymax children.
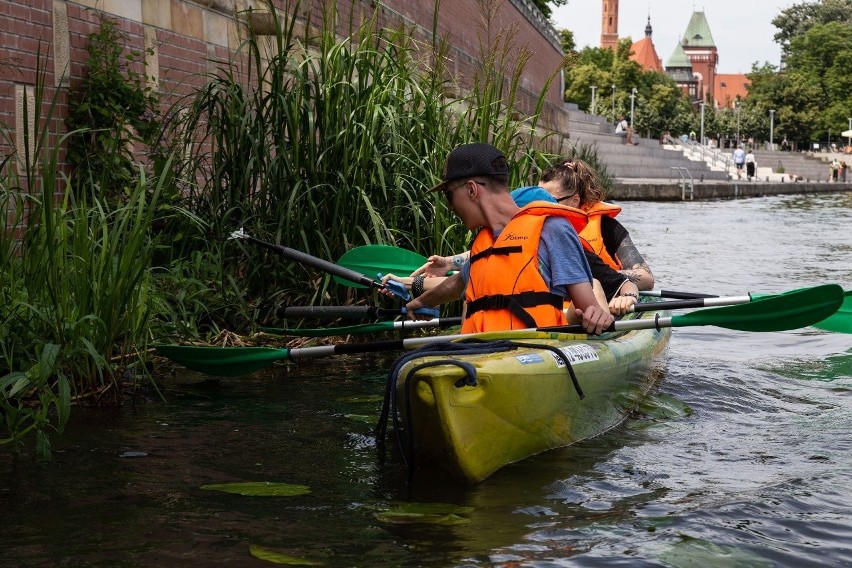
<box><xmin>551</xmin><ymin>0</ymin><xmax>809</xmax><ymax>74</ymax></box>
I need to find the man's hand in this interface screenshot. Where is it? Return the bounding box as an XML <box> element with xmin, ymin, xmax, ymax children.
<box><xmin>574</xmin><ymin>305</ymin><xmax>614</xmax><ymax>335</ymax></box>
<box><xmin>411</xmin><ymin>255</ymin><xmax>454</xmax><ymax>278</ymax></box>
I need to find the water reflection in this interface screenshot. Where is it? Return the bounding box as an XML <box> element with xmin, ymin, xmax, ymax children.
<box><xmin>3</xmin><ymin>192</ymin><xmax>852</xmax><ymax>566</ymax></box>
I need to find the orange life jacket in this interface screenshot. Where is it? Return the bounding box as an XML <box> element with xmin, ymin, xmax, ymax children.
<box><xmin>579</xmin><ymin>201</ymin><xmax>622</xmax><ymax>270</ymax></box>
<box><xmin>462</xmin><ymin>203</ymin><xmax>588</xmax><ymax>333</ymax></box>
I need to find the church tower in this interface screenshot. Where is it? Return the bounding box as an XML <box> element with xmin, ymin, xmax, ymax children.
<box><xmin>601</xmin><ymin>0</ymin><xmax>619</xmax><ymax>50</ymax></box>
<box><xmin>680</xmin><ymin>10</ymin><xmax>718</xmax><ymax>101</ymax></box>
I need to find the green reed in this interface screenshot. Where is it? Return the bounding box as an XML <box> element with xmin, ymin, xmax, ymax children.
<box><xmin>161</xmin><ymin>0</ymin><xmax>560</xmax><ymax>320</ymax></box>
<box><xmin>0</xmin><ymin>50</ymin><xmax>167</xmax><ymax>455</ymax></box>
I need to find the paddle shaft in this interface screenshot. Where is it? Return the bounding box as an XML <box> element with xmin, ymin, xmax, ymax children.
<box><xmin>640</xmin><ymin>290</ymin><xmax>718</xmax><ymax>299</ymax></box>
<box><xmin>279</xmin><ymin>305</ymin><xmax>404</xmax><ymax>319</ymax></box>
<box><xmin>630</xmin><ymin>295</ymin><xmax>753</xmax><ymax>312</ymax></box>
<box><xmin>241</xmin><ymin>234</ymin><xmax>380</xmax><ymax>290</ymax></box>
<box><xmin>266</xmin><ymin>317</ymin><xmax>462</xmax><ymax>337</ymax></box>
<box><xmin>280</xmin><ymin>296</ymin><xmax>754</xmax><ymax>323</ymax></box>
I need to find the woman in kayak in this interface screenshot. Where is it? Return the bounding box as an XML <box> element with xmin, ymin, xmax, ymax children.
<box><xmin>537</xmin><ymin>158</ymin><xmax>654</xmax><ymax>291</ymax></box>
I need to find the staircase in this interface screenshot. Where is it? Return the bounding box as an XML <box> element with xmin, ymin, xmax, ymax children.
<box><xmin>563</xmin><ymin>109</ymin><xmax>730</xmax><ymax>181</ymax></box>
<box><xmin>751</xmin><ymin>150</ymin><xmax>840</xmax><ymax>182</ymax></box>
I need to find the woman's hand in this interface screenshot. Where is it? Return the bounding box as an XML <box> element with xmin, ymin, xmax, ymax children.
<box><xmin>379</xmin><ymin>273</ymin><xmax>411</xmax><ymax>298</ymax></box>
<box><xmin>608</xmin><ymin>282</ymin><xmax>639</xmax><ymax>316</ymax></box>
<box><xmin>608</xmin><ymin>293</ymin><xmax>638</xmax><ymax>316</ymax></box>
<box><xmin>411</xmin><ymin>255</ymin><xmax>452</xmax><ymax>278</ymax></box>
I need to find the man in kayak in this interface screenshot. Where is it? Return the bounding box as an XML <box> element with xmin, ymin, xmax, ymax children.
<box><xmin>402</xmin><ymin>143</ymin><xmax>614</xmax><ymax>335</ymax></box>
<box><xmin>393</xmin><ymin>157</ymin><xmax>650</xmax><ymax>312</ymax></box>
<box><xmin>384</xmin><ymin>184</ymin><xmax>640</xmax><ymax>316</ymax></box>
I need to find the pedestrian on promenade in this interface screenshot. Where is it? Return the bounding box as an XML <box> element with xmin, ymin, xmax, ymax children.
<box><xmin>745</xmin><ymin>148</ymin><xmax>756</xmax><ymax>181</ymax></box>
<box><xmin>733</xmin><ymin>145</ymin><xmax>745</xmax><ymax>179</ymax></box>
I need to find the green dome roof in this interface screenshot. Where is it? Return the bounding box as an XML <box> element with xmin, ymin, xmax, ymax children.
<box><xmin>681</xmin><ymin>11</ymin><xmax>716</xmax><ymax>48</ymax></box>
<box><xmin>666</xmin><ymin>42</ymin><xmax>692</xmax><ymax>68</ymax></box>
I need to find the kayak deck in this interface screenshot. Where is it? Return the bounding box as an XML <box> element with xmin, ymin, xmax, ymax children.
<box><xmin>391</xmin><ymin>310</ymin><xmax>671</xmax><ymax>483</ymax></box>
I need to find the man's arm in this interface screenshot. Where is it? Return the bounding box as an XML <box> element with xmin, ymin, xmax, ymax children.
<box><xmin>404</xmin><ymin>272</ymin><xmax>465</xmax><ymax>320</ymax></box>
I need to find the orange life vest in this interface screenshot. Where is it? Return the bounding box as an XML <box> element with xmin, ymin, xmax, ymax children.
<box><xmin>462</xmin><ymin>203</ymin><xmax>588</xmax><ymax>333</ymax></box>
<box><xmin>579</xmin><ymin>201</ymin><xmax>622</xmax><ymax>270</ymax></box>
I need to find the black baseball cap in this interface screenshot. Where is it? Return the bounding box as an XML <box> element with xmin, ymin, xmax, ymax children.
<box><xmin>428</xmin><ymin>143</ymin><xmax>509</xmax><ymax>192</ymax></box>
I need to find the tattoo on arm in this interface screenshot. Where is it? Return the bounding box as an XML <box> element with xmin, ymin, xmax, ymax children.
<box><xmin>615</xmin><ymin>235</ymin><xmax>652</xmax><ymax>283</ymax></box>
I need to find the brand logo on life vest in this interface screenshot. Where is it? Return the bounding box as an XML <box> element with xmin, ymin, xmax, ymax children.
<box><xmin>502</xmin><ymin>232</ymin><xmax>528</xmax><ymax>241</ymax></box>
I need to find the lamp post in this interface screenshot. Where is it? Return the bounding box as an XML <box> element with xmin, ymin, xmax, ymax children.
<box><xmin>590</xmin><ymin>85</ymin><xmax>597</xmax><ymax>115</ymax></box>
<box><xmin>611</xmin><ymin>84</ymin><xmax>616</xmax><ymax>123</ymax></box>
<box><xmin>629</xmin><ymin>87</ymin><xmax>637</xmax><ymax>131</ymax></box>
<box><xmin>847</xmin><ymin>117</ymin><xmax>851</xmax><ymax>148</ymax></box>
<box><xmin>735</xmin><ymin>101</ymin><xmax>741</xmax><ymax>147</ymax></box>
<box><xmin>699</xmin><ymin>101</ymin><xmax>705</xmax><ymax>147</ymax></box>
<box><xmin>769</xmin><ymin>109</ymin><xmax>775</xmax><ymax>150</ymax></box>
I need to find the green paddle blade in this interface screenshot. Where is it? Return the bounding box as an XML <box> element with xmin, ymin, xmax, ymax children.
<box><xmin>812</xmin><ymin>289</ymin><xmax>852</xmax><ymax>333</ymax></box>
<box><xmin>155</xmin><ymin>345</ymin><xmax>290</xmax><ymax>377</ymax></box>
<box><xmin>671</xmin><ymin>284</ymin><xmax>844</xmax><ymax>332</ymax></box>
<box><xmin>335</xmin><ymin>245</ymin><xmax>427</xmax><ymax>288</ymax></box>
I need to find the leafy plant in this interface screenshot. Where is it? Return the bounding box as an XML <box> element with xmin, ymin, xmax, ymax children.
<box><xmin>65</xmin><ymin>15</ymin><xmax>159</xmax><ymax>203</ymax></box>
<box><xmin>1</xmin><ymin>48</ymin><xmax>169</xmax><ymax>456</ymax></box>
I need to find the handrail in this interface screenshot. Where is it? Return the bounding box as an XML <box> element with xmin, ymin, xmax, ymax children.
<box><xmin>670</xmin><ymin>167</ymin><xmax>694</xmax><ymax>200</ymax></box>
<box><xmin>665</xmin><ymin>135</ymin><xmax>733</xmax><ymax>173</ymax></box>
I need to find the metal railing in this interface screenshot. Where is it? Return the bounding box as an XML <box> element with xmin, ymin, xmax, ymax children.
<box><xmin>664</xmin><ymin>135</ymin><xmax>733</xmax><ymax>173</ymax></box>
<box><xmin>669</xmin><ymin>166</ymin><xmax>695</xmax><ymax>200</ymax></box>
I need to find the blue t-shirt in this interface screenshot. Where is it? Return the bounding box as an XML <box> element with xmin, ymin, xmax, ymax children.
<box><xmin>460</xmin><ymin>217</ymin><xmax>592</xmax><ymax>298</ymax></box>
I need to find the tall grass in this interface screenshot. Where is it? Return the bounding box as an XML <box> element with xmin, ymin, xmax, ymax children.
<box><xmin>161</xmin><ymin>0</ymin><xmax>561</xmax><ymax>321</ymax></box>
<box><xmin>0</xmin><ymin>50</ymin><xmax>167</xmax><ymax>456</ymax></box>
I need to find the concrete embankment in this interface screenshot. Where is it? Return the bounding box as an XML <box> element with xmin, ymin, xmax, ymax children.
<box><xmin>609</xmin><ymin>179</ymin><xmax>852</xmax><ymax>201</ymax></box>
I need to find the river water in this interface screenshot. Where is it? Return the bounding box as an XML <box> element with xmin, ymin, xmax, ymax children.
<box><xmin>2</xmin><ymin>192</ymin><xmax>851</xmax><ymax>567</ymax></box>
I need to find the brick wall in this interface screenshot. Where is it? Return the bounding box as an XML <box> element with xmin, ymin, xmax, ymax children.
<box><xmin>0</xmin><ymin>0</ymin><xmax>567</xmax><ymax>174</ymax></box>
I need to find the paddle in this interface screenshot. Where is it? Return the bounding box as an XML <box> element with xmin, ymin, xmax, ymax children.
<box><xmin>811</xmin><ymin>288</ymin><xmax>852</xmax><ymax>333</ymax></box>
<box><xmin>279</xmin><ymin>305</ymin><xmax>417</xmax><ymax>319</ymax></box>
<box><xmin>640</xmin><ymin>287</ymin><xmax>852</xmax><ymax>333</ymax></box>
<box><xmin>639</xmin><ymin>290</ymin><xmax>718</xmax><ymax>300</ymax></box>
<box><xmin>281</xmin><ymin>295</ymin><xmax>753</xmax><ymax>320</ymax></box>
<box><xmin>334</xmin><ymin>245</ymin><xmax>429</xmax><ymax>289</ymax></box>
<box><xmin>331</xmin><ymin>244</ymin><xmax>852</xmax><ymax>334</ymax></box>
<box><xmin>155</xmin><ymin>284</ymin><xmax>844</xmax><ymax>377</ymax></box>
<box><xmin>261</xmin><ymin>317</ymin><xmax>462</xmax><ymax>338</ymax></box>
<box><xmin>229</xmin><ymin>229</ymin><xmax>438</xmax><ymax>316</ymax></box>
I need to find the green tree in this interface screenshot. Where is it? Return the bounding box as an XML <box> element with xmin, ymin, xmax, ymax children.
<box><xmin>560</xmin><ymin>37</ymin><xmax>694</xmax><ymax>139</ymax></box>
<box><xmin>530</xmin><ymin>0</ymin><xmax>568</xmax><ymax>19</ymax></box>
<box><xmin>772</xmin><ymin>0</ymin><xmax>852</xmax><ymax>51</ymax></box>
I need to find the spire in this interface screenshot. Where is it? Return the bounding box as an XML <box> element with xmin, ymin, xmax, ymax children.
<box><xmin>645</xmin><ymin>15</ymin><xmax>652</xmax><ymax>38</ymax></box>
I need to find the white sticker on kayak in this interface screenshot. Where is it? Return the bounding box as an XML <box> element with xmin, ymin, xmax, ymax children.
<box><xmin>515</xmin><ymin>353</ymin><xmax>545</xmax><ymax>365</ymax></box>
<box><xmin>550</xmin><ymin>344</ymin><xmax>599</xmax><ymax>367</ymax></box>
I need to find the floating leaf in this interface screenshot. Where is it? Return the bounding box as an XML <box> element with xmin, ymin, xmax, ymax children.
<box><xmin>201</xmin><ymin>482</ymin><xmax>310</xmax><ymax>497</ymax></box>
<box><xmin>338</xmin><ymin>395</ymin><xmax>384</xmax><ymax>404</ymax></box>
<box><xmin>660</xmin><ymin>536</ymin><xmax>773</xmax><ymax>568</ymax></box>
<box><xmin>249</xmin><ymin>545</ymin><xmax>323</xmax><ymax>565</ymax></box>
<box><xmin>372</xmin><ymin>502</ymin><xmax>474</xmax><ymax>525</ymax></box>
<box><xmin>373</xmin><ymin>511</ymin><xmax>470</xmax><ymax>525</ymax></box>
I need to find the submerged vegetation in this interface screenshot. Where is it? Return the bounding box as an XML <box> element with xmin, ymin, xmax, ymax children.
<box><xmin>0</xmin><ymin>0</ymin><xmax>603</xmax><ymax>453</ymax></box>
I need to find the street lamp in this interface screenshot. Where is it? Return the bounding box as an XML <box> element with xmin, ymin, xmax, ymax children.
<box><xmin>590</xmin><ymin>85</ymin><xmax>597</xmax><ymax>115</ymax></box>
<box><xmin>699</xmin><ymin>101</ymin><xmax>705</xmax><ymax>147</ymax></box>
<box><xmin>769</xmin><ymin>109</ymin><xmax>775</xmax><ymax>150</ymax></box>
<box><xmin>735</xmin><ymin>101</ymin><xmax>741</xmax><ymax>147</ymax></box>
<box><xmin>629</xmin><ymin>87</ymin><xmax>637</xmax><ymax>132</ymax></box>
<box><xmin>847</xmin><ymin>117</ymin><xmax>851</xmax><ymax>148</ymax></box>
<box><xmin>611</xmin><ymin>84</ymin><xmax>616</xmax><ymax>123</ymax></box>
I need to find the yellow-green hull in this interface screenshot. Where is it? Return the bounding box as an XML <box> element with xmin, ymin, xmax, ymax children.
<box><xmin>395</xmin><ymin>311</ymin><xmax>671</xmax><ymax>483</ymax></box>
